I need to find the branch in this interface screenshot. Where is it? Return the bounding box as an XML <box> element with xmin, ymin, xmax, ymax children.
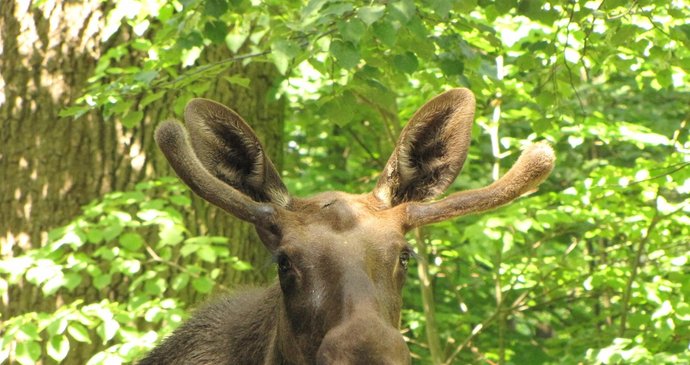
<box><xmin>443</xmin><ymin>310</ymin><xmax>500</xmax><ymax>365</ymax></box>
<box><xmin>414</xmin><ymin>227</ymin><xmax>444</xmax><ymax>365</ymax></box>
<box><xmin>345</xmin><ymin>124</ymin><xmax>385</xmax><ymax>169</ymax></box>
<box><xmin>145</xmin><ymin>244</ymin><xmax>230</xmax><ymax>292</ymax></box>
<box><xmin>352</xmin><ymin>91</ymin><xmax>399</xmax><ymax>147</ymax></box>
<box><xmin>618</xmin><ymin>192</ymin><xmax>687</xmax><ymax>336</ymax></box>
<box><xmin>562</xmin><ymin>2</ymin><xmax>586</xmax><ymax>116</ymax></box>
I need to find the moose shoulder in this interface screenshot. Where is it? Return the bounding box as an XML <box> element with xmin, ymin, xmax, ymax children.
<box><xmin>140</xmin><ymin>88</ymin><xmax>555</xmax><ymax>364</ymax></box>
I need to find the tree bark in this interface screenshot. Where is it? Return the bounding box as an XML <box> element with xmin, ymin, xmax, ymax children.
<box><xmin>1</xmin><ymin>1</ymin><xmax>283</xmax><ymax>363</ymax></box>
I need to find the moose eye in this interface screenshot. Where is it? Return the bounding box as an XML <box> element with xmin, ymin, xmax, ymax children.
<box><xmin>277</xmin><ymin>254</ymin><xmax>292</xmax><ymax>274</ymax></box>
<box><xmin>399</xmin><ymin>251</ymin><xmax>411</xmax><ymax>271</ymax></box>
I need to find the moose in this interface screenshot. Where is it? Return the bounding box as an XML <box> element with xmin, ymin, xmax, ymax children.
<box><xmin>140</xmin><ymin>88</ymin><xmax>555</xmax><ymax>364</ymax></box>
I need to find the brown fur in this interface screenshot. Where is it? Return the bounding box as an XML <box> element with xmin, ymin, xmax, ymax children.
<box><xmin>143</xmin><ymin>88</ymin><xmax>555</xmax><ymax>364</ymax></box>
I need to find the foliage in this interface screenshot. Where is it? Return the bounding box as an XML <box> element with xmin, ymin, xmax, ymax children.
<box><xmin>0</xmin><ymin>179</ymin><xmax>254</xmax><ymax>364</ymax></box>
<box><xmin>3</xmin><ymin>0</ymin><xmax>690</xmax><ymax>364</ymax></box>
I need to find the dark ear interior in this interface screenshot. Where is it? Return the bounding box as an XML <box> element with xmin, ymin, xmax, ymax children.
<box><xmin>373</xmin><ymin>88</ymin><xmax>475</xmax><ymax>206</ymax></box>
<box><xmin>184</xmin><ymin>98</ymin><xmax>289</xmax><ymax>206</ymax></box>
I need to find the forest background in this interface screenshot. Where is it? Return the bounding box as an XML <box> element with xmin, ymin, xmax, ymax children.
<box><xmin>1</xmin><ymin>0</ymin><xmax>689</xmax><ymax>364</ymax></box>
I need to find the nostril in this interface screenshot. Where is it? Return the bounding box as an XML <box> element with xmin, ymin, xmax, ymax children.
<box><xmin>317</xmin><ymin>318</ymin><xmax>410</xmax><ymax>365</ymax></box>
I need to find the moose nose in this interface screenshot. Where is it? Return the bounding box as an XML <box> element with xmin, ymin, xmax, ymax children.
<box><xmin>316</xmin><ymin>314</ymin><xmax>410</xmax><ymax>365</ymax></box>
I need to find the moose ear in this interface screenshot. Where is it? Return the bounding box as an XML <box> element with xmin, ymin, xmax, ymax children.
<box><xmin>373</xmin><ymin>88</ymin><xmax>475</xmax><ymax>207</ymax></box>
<box><xmin>184</xmin><ymin>98</ymin><xmax>290</xmax><ymax>206</ymax></box>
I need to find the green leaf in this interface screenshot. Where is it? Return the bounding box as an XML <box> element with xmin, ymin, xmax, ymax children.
<box><xmin>131</xmin><ymin>38</ymin><xmax>152</xmax><ymax>51</ymax></box>
<box><xmin>43</xmin><ymin>274</ymin><xmax>65</xmax><ymax>296</ymax></box>
<box><xmin>204</xmin><ymin>20</ymin><xmax>228</xmax><ymax>44</ymax></box>
<box><xmin>171</xmin><ymin>272</ymin><xmax>190</xmax><ymax>291</ymax></box>
<box><xmin>18</xmin><ymin>322</ymin><xmax>40</xmax><ymax>340</ymax></box>
<box><xmin>676</xmin><ymin>302</ymin><xmax>690</xmax><ymax>321</ymax></box>
<box><xmin>185</xmin><ymin>236</ymin><xmax>229</xmax><ymax>245</ymax></box>
<box><xmin>232</xmin><ymin>259</ymin><xmax>253</xmax><ymax>271</ymax></box>
<box><xmin>192</xmin><ymin>276</ymin><xmax>214</xmax><ymax>293</ymax></box>
<box><xmin>101</xmin><ymin>221</ymin><xmax>123</xmax><ymax>241</ymax></box>
<box><xmin>656</xmin><ymin>68</ymin><xmax>672</xmax><ymax>89</ymax></box>
<box><xmin>455</xmin><ymin>0</ymin><xmax>478</xmax><ymax>13</ymax></box>
<box><xmin>438</xmin><ymin>55</ymin><xmax>464</xmax><ymax>76</ymax></box>
<box><xmin>204</xmin><ymin>0</ymin><xmax>228</xmax><ymax>17</ymax></box>
<box><xmin>122</xmin><ymin>110</ymin><xmax>144</xmax><ymax>128</ymax></box>
<box><xmin>224</xmin><ymin>75</ymin><xmax>251</xmax><ymax>89</ymax></box>
<box><xmin>93</xmin><ymin>274</ymin><xmax>111</xmax><ymax>290</ymax></box>
<box><xmin>159</xmin><ymin>224</ymin><xmax>185</xmax><ymax>246</ymax></box>
<box><xmin>495</xmin><ymin>0</ymin><xmax>517</xmax><ymax>14</ymax></box>
<box><xmin>47</xmin><ymin>316</ymin><xmax>68</xmax><ymax>336</ymax></box>
<box><xmin>196</xmin><ymin>245</ymin><xmax>217</xmax><ymax>262</ymax></box>
<box><xmin>117</xmin><ymin>259</ymin><xmax>141</xmax><ymax>275</ymax></box>
<box><xmin>120</xmin><ymin>232</ymin><xmax>145</xmax><ymax>251</ymax></box>
<box><xmin>86</xmin><ymin>228</ymin><xmax>104</xmax><ymax>244</ymax></box>
<box><xmin>134</xmin><ymin>70</ymin><xmax>158</xmax><ymax>84</ymax></box>
<box><xmin>96</xmin><ymin>317</ymin><xmax>120</xmax><ymax>343</ymax></box>
<box><xmin>271</xmin><ymin>39</ymin><xmax>300</xmax><ymax>75</ymax></box>
<box><xmin>393</xmin><ymin>52</ymin><xmax>418</xmax><ymax>73</ymax></box>
<box><xmin>301</xmin><ymin>0</ymin><xmax>329</xmax><ymax>19</ymax></box>
<box><xmin>180</xmin><ymin>243</ymin><xmax>197</xmax><ymax>257</ymax></box>
<box><xmin>610</xmin><ymin>24</ymin><xmax>639</xmax><ymax>46</ymax></box>
<box><xmin>531</xmin><ymin>118</ymin><xmax>551</xmax><ymax>134</ymax></box>
<box><xmin>226</xmin><ymin>31</ymin><xmax>248</xmax><ymax>53</ymax></box>
<box><xmin>431</xmin><ymin>0</ymin><xmax>452</xmax><ymax>17</ymax></box>
<box><xmin>68</xmin><ymin>323</ymin><xmax>92</xmax><ymax>344</ymax></box>
<box><xmin>145</xmin><ymin>306</ymin><xmax>164</xmax><ymax>322</ymax></box>
<box><xmin>373</xmin><ymin>20</ymin><xmax>397</xmax><ymax>47</ymax></box>
<box><xmin>47</xmin><ymin>336</ymin><xmax>70</xmax><ymax>362</ymax></box>
<box><xmin>15</xmin><ymin>341</ymin><xmax>41</xmax><ymax>365</ymax></box>
<box><xmin>338</xmin><ymin>19</ymin><xmax>366</xmax><ymax>44</ymax></box>
<box><xmin>330</xmin><ymin>40</ymin><xmax>360</xmax><ymax>69</ymax></box>
<box><xmin>63</xmin><ymin>273</ymin><xmax>82</xmax><ymax>290</ymax></box>
<box><xmin>321</xmin><ymin>92</ymin><xmax>357</xmax><ymax>126</ymax></box>
<box><xmin>178</xmin><ymin>31</ymin><xmax>204</xmax><ymax>49</ymax></box>
<box><xmin>140</xmin><ymin>91</ymin><xmax>165</xmax><ymax>108</ymax></box>
<box><xmin>145</xmin><ymin>278</ymin><xmax>166</xmax><ymax>295</ymax></box>
<box><xmin>320</xmin><ymin>3</ymin><xmax>354</xmax><ymax>18</ymax></box>
<box><xmin>358</xmin><ymin>5</ymin><xmax>386</xmax><ymax>25</ymax></box>
<box><xmin>390</xmin><ymin>0</ymin><xmax>415</xmax><ymax>22</ymax></box>
<box><xmin>274</xmin><ymin>39</ymin><xmax>300</xmax><ymax>59</ymax></box>
<box><xmin>58</xmin><ymin>105</ymin><xmax>89</xmax><ymax>119</ymax></box>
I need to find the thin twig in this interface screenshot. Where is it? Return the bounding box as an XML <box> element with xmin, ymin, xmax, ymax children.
<box><xmin>352</xmin><ymin>91</ymin><xmax>399</xmax><ymax>147</ymax></box>
<box><xmin>562</xmin><ymin>2</ymin><xmax>586</xmax><ymax>116</ymax></box>
<box><xmin>615</xmin><ymin>162</ymin><xmax>690</xmax><ymax>187</ymax></box>
<box><xmin>618</xmin><ymin>195</ymin><xmax>687</xmax><ymax>335</ymax></box>
<box><xmin>345</xmin><ymin>125</ymin><xmax>385</xmax><ymax>169</ymax></box>
<box><xmin>145</xmin><ymin>244</ymin><xmax>230</xmax><ymax>291</ymax></box>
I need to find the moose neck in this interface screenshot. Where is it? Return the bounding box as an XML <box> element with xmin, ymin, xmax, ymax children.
<box><xmin>273</xmin><ymin>300</ymin><xmax>324</xmax><ymax>364</ymax></box>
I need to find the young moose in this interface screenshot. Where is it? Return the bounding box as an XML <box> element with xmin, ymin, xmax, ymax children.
<box><xmin>141</xmin><ymin>88</ymin><xmax>555</xmax><ymax>364</ymax></box>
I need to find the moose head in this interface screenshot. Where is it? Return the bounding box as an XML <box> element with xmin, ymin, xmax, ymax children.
<box><xmin>142</xmin><ymin>88</ymin><xmax>554</xmax><ymax>364</ymax></box>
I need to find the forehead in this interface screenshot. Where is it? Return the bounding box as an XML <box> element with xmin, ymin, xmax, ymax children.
<box><xmin>281</xmin><ymin>192</ymin><xmax>406</xmax><ymax>247</ymax></box>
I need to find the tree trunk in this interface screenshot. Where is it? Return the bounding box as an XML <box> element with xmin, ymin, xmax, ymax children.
<box><xmin>0</xmin><ymin>1</ymin><xmax>283</xmax><ymax>363</ymax></box>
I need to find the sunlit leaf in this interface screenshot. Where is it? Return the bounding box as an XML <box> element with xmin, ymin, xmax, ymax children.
<box><xmin>67</xmin><ymin>323</ymin><xmax>92</xmax><ymax>344</ymax></box>
<box><xmin>358</xmin><ymin>5</ymin><xmax>385</xmax><ymax>25</ymax></box>
<box><xmin>97</xmin><ymin>317</ymin><xmax>120</xmax><ymax>343</ymax></box>
<box><xmin>120</xmin><ymin>232</ymin><xmax>145</xmax><ymax>251</ymax></box>
<box><xmin>15</xmin><ymin>341</ymin><xmax>41</xmax><ymax>365</ymax></box>
<box><xmin>46</xmin><ymin>336</ymin><xmax>70</xmax><ymax>362</ymax></box>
